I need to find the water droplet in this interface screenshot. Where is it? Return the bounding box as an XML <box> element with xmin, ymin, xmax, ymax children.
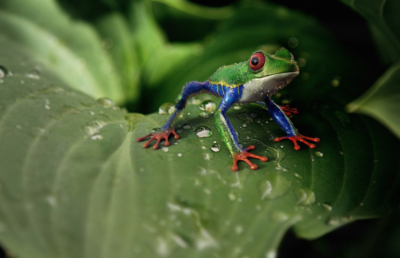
<box><xmin>194</xmin><ymin>126</ymin><xmax>212</xmax><ymax>138</ymax></box>
<box><xmin>233</xmin><ymin>104</ymin><xmax>242</xmax><ymax>110</ymax></box>
<box><xmin>188</xmin><ymin>97</ymin><xmax>201</xmax><ymax>105</ymax></box>
<box><xmin>198</xmin><ymin>112</ymin><xmax>210</xmax><ymax>119</ymax></box>
<box><xmin>235</xmin><ymin>225</ymin><xmax>243</xmax><ymax>234</ymax></box>
<box><xmin>288</xmin><ymin>37</ymin><xmax>298</xmax><ymax>48</ymax></box>
<box><xmin>295</xmin><ymin>188</ymin><xmax>316</xmax><ymax>205</ymax></box>
<box><xmin>26</xmin><ymin>70</ymin><xmax>40</xmax><ymax>79</ymax></box>
<box><xmin>182</xmin><ymin>123</ymin><xmax>191</xmax><ymax>129</ymax></box>
<box><xmin>315</xmin><ymin>151</ymin><xmax>323</xmax><ymax>157</ymax></box>
<box><xmin>331</xmin><ymin>76</ymin><xmax>341</xmax><ymax>87</ymax></box>
<box><xmin>270</xmin><ymin>211</ymin><xmax>289</xmax><ymax>222</ymax></box>
<box><xmin>83</xmin><ymin>120</ymin><xmax>106</xmax><ymax>135</ymax></box>
<box><xmin>199</xmin><ymin>100</ymin><xmax>216</xmax><ymax>113</ymax></box>
<box><xmin>44</xmin><ymin>99</ymin><xmax>51</xmax><ymax>110</ymax></box>
<box><xmin>159</xmin><ymin>102</ymin><xmax>176</xmax><ymax>115</ymax></box>
<box><xmin>326</xmin><ymin>217</ymin><xmax>340</xmax><ymax>226</ymax></box>
<box><xmin>177</xmin><ymin>153</ymin><xmax>182</xmax><ymax>157</ymax></box>
<box><xmin>46</xmin><ymin>196</ymin><xmax>57</xmax><ymax>206</ymax></box>
<box><xmin>258</xmin><ymin>174</ymin><xmax>291</xmax><ymax>200</ymax></box>
<box><xmin>0</xmin><ymin>66</ymin><xmax>10</xmax><ymax>78</ymax></box>
<box><xmin>161</xmin><ymin>147</ymin><xmax>169</xmax><ymax>152</ymax></box>
<box><xmin>293</xmin><ymin>173</ymin><xmax>303</xmax><ymax>179</ymax></box>
<box><xmin>227</xmin><ymin>192</ymin><xmax>236</xmax><ymax>201</ymax></box>
<box><xmin>322</xmin><ymin>202</ymin><xmax>332</xmax><ymax>211</ymax></box>
<box><xmin>203</xmin><ymin>153</ymin><xmax>213</xmax><ymax>161</ymax></box>
<box><xmin>90</xmin><ymin>111</ymin><xmax>95</xmax><ymax>115</ymax></box>
<box><xmin>97</xmin><ymin>97</ymin><xmax>116</xmax><ymax>108</ymax></box>
<box><xmin>91</xmin><ymin>134</ymin><xmax>103</xmax><ymax>140</ymax></box>
<box><xmin>210</xmin><ymin>143</ymin><xmax>220</xmax><ymax>152</ymax></box>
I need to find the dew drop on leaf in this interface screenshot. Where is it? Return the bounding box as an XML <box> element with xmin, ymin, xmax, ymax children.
<box><xmin>26</xmin><ymin>69</ymin><xmax>40</xmax><ymax>79</ymax></box>
<box><xmin>159</xmin><ymin>102</ymin><xmax>175</xmax><ymax>115</ymax></box>
<box><xmin>322</xmin><ymin>202</ymin><xmax>332</xmax><ymax>211</ymax></box>
<box><xmin>0</xmin><ymin>65</ymin><xmax>9</xmax><ymax>78</ymax></box>
<box><xmin>194</xmin><ymin>126</ymin><xmax>212</xmax><ymax>138</ymax></box>
<box><xmin>97</xmin><ymin>97</ymin><xmax>116</xmax><ymax>108</ymax></box>
<box><xmin>210</xmin><ymin>143</ymin><xmax>220</xmax><ymax>152</ymax></box>
<box><xmin>315</xmin><ymin>151</ymin><xmax>324</xmax><ymax>157</ymax></box>
<box><xmin>295</xmin><ymin>188</ymin><xmax>316</xmax><ymax>205</ymax></box>
<box><xmin>199</xmin><ymin>100</ymin><xmax>216</xmax><ymax>113</ymax></box>
<box><xmin>91</xmin><ymin>135</ymin><xmax>103</xmax><ymax>140</ymax></box>
<box><xmin>83</xmin><ymin>120</ymin><xmax>106</xmax><ymax>135</ymax></box>
<box><xmin>182</xmin><ymin>123</ymin><xmax>191</xmax><ymax>129</ymax></box>
<box><xmin>198</xmin><ymin>112</ymin><xmax>210</xmax><ymax>119</ymax></box>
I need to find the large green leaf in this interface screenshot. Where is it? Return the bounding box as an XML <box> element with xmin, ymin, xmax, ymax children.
<box><xmin>347</xmin><ymin>62</ymin><xmax>400</xmax><ymax>139</ymax></box>
<box><xmin>0</xmin><ymin>0</ymin><xmax>125</xmax><ymax>103</ymax></box>
<box><xmin>342</xmin><ymin>0</ymin><xmax>400</xmax><ymax>64</ymax></box>
<box><xmin>0</xmin><ymin>34</ymin><xmax>399</xmax><ymax>258</ymax></box>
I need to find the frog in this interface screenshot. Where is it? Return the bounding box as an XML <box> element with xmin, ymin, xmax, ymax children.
<box><xmin>137</xmin><ymin>48</ymin><xmax>320</xmax><ymax>171</ymax></box>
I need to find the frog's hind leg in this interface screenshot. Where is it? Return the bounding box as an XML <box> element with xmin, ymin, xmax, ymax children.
<box><xmin>265</xmin><ymin>97</ymin><xmax>319</xmax><ymax>150</ymax></box>
<box><xmin>216</xmin><ymin>91</ymin><xmax>268</xmax><ymax>171</ymax></box>
<box><xmin>137</xmin><ymin>81</ymin><xmax>209</xmax><ymax>149</ymax></box>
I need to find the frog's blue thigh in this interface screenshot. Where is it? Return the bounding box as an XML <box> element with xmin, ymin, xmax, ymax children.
<box><xmin>161</xmin><ymin>81</ymin><xmax>209</xmax><ymax>130</ymax></box>
<box><xmin>265</xmin><ymin>97</ymin><xmax>297</xmax><ymax>136</ymax></box>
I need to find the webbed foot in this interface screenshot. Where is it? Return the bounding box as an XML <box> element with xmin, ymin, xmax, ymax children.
<box><xmin>231</xmin><ymin>145</ymin><xmax>268</xmax><ymax>171</ymax></box>
<box><xmin>280</xmin><ymin>105</ymin><xmax>298</xmax><ymax>116</ymax></box>
<box><xmin>137</xmin><ymin>128</ymin><xmax>179</xmax><ymax>150</ymax></box>
<box><xmin>274</xmin><ymin>134</ymin><xmax>320</xmax><ymax>150</ymax></box>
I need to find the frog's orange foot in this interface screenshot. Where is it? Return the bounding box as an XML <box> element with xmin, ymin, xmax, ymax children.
<box><xmin>231</xmin><ymin>145</ymin><xmax>268</xmax><ymax>171</ymax></box>
<box><xmin>274</xmin><ymin>135</ymin><xmax>320</xmax><ymax>150</ymax></box>
<box><xmin>280</xmin><ymin>105</ymin><xmax>298</xmax><ymax>116</ymax></box>
<box><xmin>137</xmin><ymin>128</ymin><xmax>179</xmax><ymax>150</ymax></box>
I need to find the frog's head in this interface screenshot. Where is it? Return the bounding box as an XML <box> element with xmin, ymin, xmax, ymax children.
<box><xmin>241</xmin><ymin>48</ymin><xmax>299</xmax><ymax>100</ymax></box>
<box><xmin>250</xmin><ymin>48</ymin><xmax>299</xmax><ymax>76</ymax></box>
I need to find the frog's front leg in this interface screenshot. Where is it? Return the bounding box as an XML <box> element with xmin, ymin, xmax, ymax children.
<box><xmin>216</xmin><ymin>92</ymin><xmax>268</xmax><ymax>171</ymax></box>
<box><xmin>137</xmin><ymin>81</ymin><xmax>207</xmax><ymax>149</ymax></box>
<box><xmin>265</xmin><ymin>97</ymin><xmax>320</xmax><ymax>150</ymax></box>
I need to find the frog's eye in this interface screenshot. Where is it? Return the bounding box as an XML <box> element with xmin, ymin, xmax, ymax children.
<box><xmin>249</xmin><ymin>52</ymin><xmax>265</xmax><ymax>71</ymax></box>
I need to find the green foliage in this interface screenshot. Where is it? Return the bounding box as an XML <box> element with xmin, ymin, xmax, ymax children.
<box><xmin>342</xmin><ymin>0</ymin><xmax>400</xmax><ymax>64</ymax></box>
<box><xmin>0</xmin><ymin>0</ymin><xmax>399</xmax><ymax>257</ymax></box>
<box><xmin>347</xmin><ymin>62</ymin><xmax>400</xmax><ymax>139</ymax></box>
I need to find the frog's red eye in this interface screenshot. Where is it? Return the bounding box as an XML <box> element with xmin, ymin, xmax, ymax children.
<box><xmin>249</xmin><ymin>52</ymin><xmax>265</xmax><ymax>71</ymax></box>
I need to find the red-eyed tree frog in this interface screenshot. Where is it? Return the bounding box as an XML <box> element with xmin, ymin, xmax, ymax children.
<box><xmin>137</xmin><ymin>48</ymin><xmax>320</xmax><ymax>171</ymax></box>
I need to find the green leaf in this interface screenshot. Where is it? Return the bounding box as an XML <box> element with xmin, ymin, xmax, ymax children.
<box><xmin>151</xmin><ymin>0</ymin><xmax>235</xmax><ymax>20</ymax></box>
<box><xmin>95</xmin><ymin>13</ymin><xmax>141</xmax><ymax>104</ymax></box>
<box><xmin>0</xmin><ymin>35</ymin><xmax>399</xmax><ymax>258</ymax></box>
<box><xmin>347</xmin><ymin>62</ymin><xmax>400</xmax><ymax>139</ymax></box>
<box><xmin>0</xmin><ymin>0</ymin><xmax>125</xmax><ymax>103</ymax></box>
<box><xmin>342</xmin><ymin>0</ymin><xmax>400</xmax><ymax>64</ymax></box>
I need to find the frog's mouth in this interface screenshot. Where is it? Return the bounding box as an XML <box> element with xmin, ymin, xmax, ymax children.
<box><xmin>240</xmin><ymin>71</ymin><xmax>299</xmax><ymax>102</ymax></box>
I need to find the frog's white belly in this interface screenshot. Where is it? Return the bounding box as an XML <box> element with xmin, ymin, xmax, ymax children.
<box><xmin>239</xmin><ymin>71</ymin><xmax>299</xmax><ymax>103</ymax></box>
